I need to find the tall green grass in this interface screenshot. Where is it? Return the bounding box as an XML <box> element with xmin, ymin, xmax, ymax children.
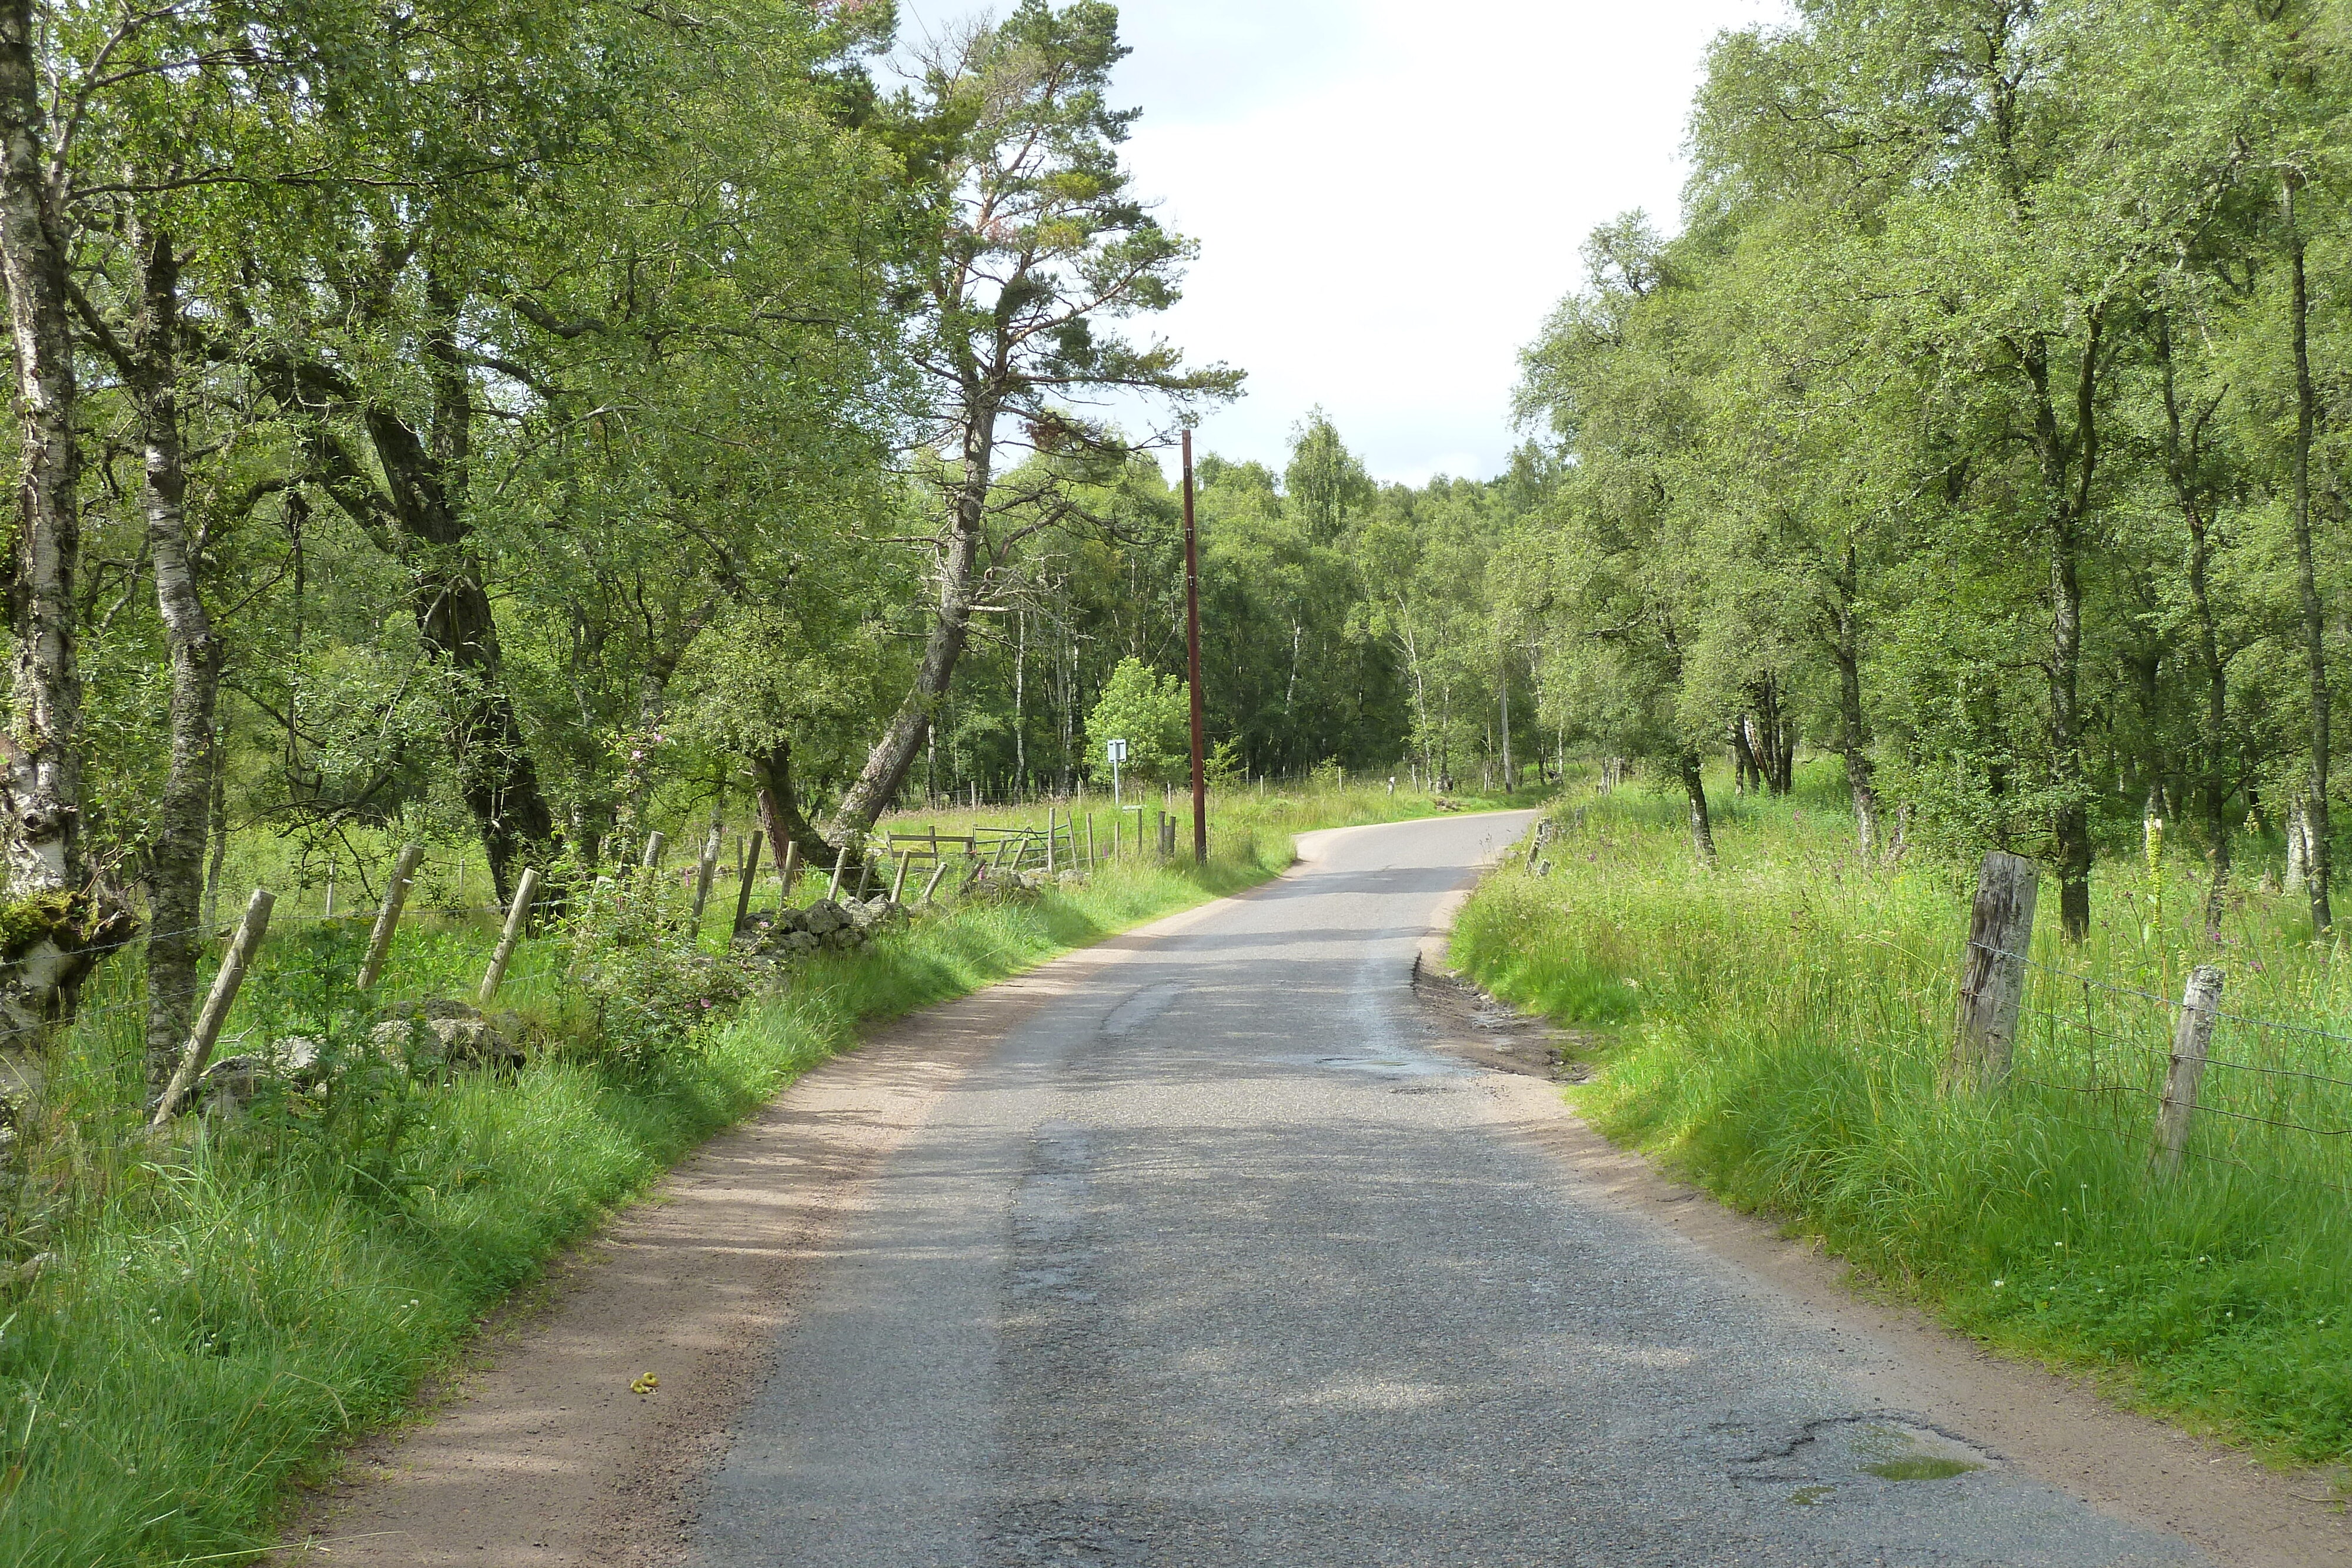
<box><xmin>0</xmin><ymin>830</ymin><xmax>1314</xmax><ymax>1567</ymax></box>
<box><xmin>1454</xmin><ymin>768</ymin><xmax>2352</xmax><ymax>1467</ymax></box>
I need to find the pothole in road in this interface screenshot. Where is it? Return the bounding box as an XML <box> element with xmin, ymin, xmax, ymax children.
<box><xmin>1315</xmin><ymin>1054</ymin><xmax>1454</xmax><ymax>1078</ymax></box>
<box><xmin>1844</xmin><ymin>1420</ymin><xmax>1993</xmax><ymax>1481</ymax></box>
<box><xmin>1739</xmin><ymin>1416</ymin><xmax>1997</xmax><ymax>1508</ymax></box>
<box><xmin>1411</xmin><ymin>959</ymin><xmax>1594</xmax><ymax>1082</ymax></box>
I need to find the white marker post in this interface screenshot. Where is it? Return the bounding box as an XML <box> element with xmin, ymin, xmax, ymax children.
<box><xmin>1108</xmin><ymin>737</ymin><xmax>1128</xmax><ymax>813</ymax></box>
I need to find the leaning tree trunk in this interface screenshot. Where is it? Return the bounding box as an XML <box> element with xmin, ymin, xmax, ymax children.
<box><xmin>128</xmin><ymin>222</ymin><xmax>224</xmax><ymax>1099</ymax></box>
<box><xmin>1678</xmin><ymin>748</ymin><xmax>1718</xmax><ymax>868</ymax></box>
<box><xmin>0</xmin><ymin>1</ymin><xmax>128</xmax><ymax>1075</ymax></box>
<box><xmin>420</xmin><ymin>273</ymin><xmax>555</xmax><ymax>898</ymax></box>
<box><xmin>750</xmin><ymin>738</ymin><xmax>841</xmax><ymax>875</ymax></box>
<box><xmin>2287</xmin><ymin>176</ymin><xmax>2332</xmax><ymax>934</ymax></box>
<box><xmin>831</xmin><ymin>403</ymin><xmax>995</xmax><ymax>839</ymax></box>
<box><xmin>335</xmin><ymin>410</ymin><xmax>554</xmax><ymax>898</ymax></box>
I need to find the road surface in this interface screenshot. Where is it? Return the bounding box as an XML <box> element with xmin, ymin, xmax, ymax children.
<box><xmin>686</xmin><ymin>811</ymin><xmax>2210</xmax><ymax>1568</ymax></box>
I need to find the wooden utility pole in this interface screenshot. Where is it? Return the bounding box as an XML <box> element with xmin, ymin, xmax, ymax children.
<box><xmin>1183</xmin><ymin>429</ymin><xmax>1207</xmax><ymax>865</ymax></box>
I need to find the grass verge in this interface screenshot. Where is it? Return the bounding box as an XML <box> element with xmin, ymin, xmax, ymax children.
<box><xmin>0</xmin><ymin>778</ymin><xmax>1529</xmax><ymax>1567</ymax></box>
<box><xmin>1452</xmin><ymin>768</ymin><xmax>2352</xmax><ymax>1472</ymax></box>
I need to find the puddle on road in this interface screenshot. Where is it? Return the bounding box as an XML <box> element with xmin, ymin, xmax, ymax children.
<box><xmin>1739</xmin><ymin>1416</ymin><xmax>1996</xmax><ymax>1509</ymax></box>
<box><xmin>1313</xmin><ymin>1054</ymin><xmax>1458</xmax><ymax>1078</ymax></box>
<box><xmin>1846</xmin><ymin>1420</ymin><xmax>1990</xmax><ymax>1481</ymax></box>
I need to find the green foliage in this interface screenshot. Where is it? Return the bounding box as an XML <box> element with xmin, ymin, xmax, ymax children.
<box><xmin>556</xmin><ymin>867</ymin><xmax>753</xmax><ymax>1072</ymax></box>
<box><xmin>1508</xmin><ymin>0</ymin><xmax>2352</xmax><ymax>896</ymax></box>
<box><xmin>1085</xmin><ymin>657</ymin><xmax>1191</xmax><ymax>785</ymax></box>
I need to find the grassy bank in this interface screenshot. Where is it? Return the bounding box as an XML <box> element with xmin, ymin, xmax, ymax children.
<box><xmin>1453</xmin><ymin>768</ymin><xmax>2352</xmax><ymax>1470</ymax></box>
<box><xmin>0</xmin><ymin>777</ymin><xmax>1524</xmax><ymax>1567</ymax></box>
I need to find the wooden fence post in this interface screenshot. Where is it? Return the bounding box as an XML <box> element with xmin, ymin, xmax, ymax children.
<box><xmin>733</xmin><ymin>830</ymin><xmax>765</xmax><ymax>932</ymax></box>
<box><xmin>640</xmin><ymin>831</ymin><xmax>665</xmax><ymax>870</ymax></box>
<box><xmin>2153</xmin><ymin>964</ymin><xmax>2224</xmax><ymax>1177</ymax></box>
<box><xmin>477</xmin><ymin>867</ymin><xmax>542</xmax><ymax>1008</ymax></box>
<box><xmin>778</xmin><ymin>838</ymin><xmax>801</xmax><ymax>901</ymax></box>
<box><xmin>151</xmin><ymin>887</ymin><xmax>275</xmax><ymax>1124</ymax></box>
<box><xmin>356</xmin><ymin>842</ymin><xmax>425</xmax><ymax>989</ymax></box>
<box><xmin>1952</xmin><ymin>850</ymin><xmax>2040</xmax><ymax>1089</ymax></box>
<box><xmin>1045</xmin><ymin>806</ymin><xmax>1058</xmax><ymax>874</ymax></box>
<box><xmin>689</xmin><ymin>824</ymin><xmax>723</xmax><ymax>938</ymax></box>
<box><xmin>826</xmin><ymin>845</ymin><xmax>847</xmax><ymax>900</ymax></box>
<box><xmin>1085</xmin><ymin>812</ymin><xmax>1096</xmax><ymax>869</ymax></box>
<box><xmin>890</xmin><ymin>852</ymin><xmax>912</xmax><ymax>902</ymax></box>
<box><xmin>921</xmin><ymin>861</ymin><xmax>949</xmax><ymax>905</ymax></box>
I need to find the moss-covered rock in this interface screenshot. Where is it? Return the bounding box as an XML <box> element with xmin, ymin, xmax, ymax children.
<box><xmin>0</xmin><ymin>888</ymin><xmax>83</xmax><ymax>961</ymax></box>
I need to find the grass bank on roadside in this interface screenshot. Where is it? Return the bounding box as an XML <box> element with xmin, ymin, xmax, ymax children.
<box><xmin>0</xmin><ymin>777</ymin><xmax>1534</xmax><ymax>1567</ymax></box>
<box><xmin>1453</xmin><ymin>768</ymin><xmax>2352</xmax><ymax>1470</ymax></box>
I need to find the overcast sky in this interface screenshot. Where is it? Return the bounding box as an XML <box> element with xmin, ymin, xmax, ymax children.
<box><xmin>896</xmin><ymin>1</ymin><xmax>1779</xmax><ymax>486</ymax></box>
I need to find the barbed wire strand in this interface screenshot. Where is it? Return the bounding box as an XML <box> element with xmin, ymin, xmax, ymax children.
<box><xmin>2022</xmin><ymin>1103</ymin><xmax>2352</xmax><ymax>1197</ymax></box>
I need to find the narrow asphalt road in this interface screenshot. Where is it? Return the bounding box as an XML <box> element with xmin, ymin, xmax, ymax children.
<box><xmin>687</xmin><ymin>812</ymin><xmax>2209</xmax><ymax>1568</ymax></box>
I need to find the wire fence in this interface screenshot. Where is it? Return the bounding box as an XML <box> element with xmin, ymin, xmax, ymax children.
<box><xmin>75</xmin><ymin>800</ymin><xmax>1182</xmax><ymax>1118</ymax></box>
<box><xmin>39</xmin><ymin>860</ymin><xmax>712</xmax><ymax>1117</ymax></box>
<box><xmin>1980</xmin><ymin>939</ymin><xmax>2352</xmax><ymax>1196</ymax></box>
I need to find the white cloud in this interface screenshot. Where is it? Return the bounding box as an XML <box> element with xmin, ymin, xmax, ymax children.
<box><xmin>897</xmin><ymin>1</ymin><xmax>1782</xmax><ymax>485</ymax></box>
